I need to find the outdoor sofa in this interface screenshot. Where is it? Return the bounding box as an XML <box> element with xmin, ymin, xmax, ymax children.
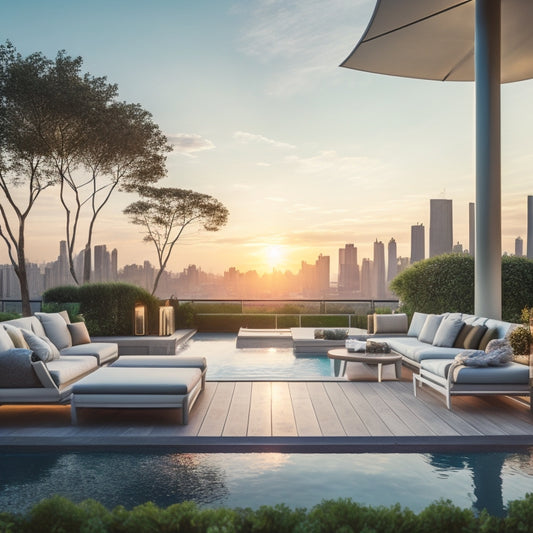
<box><xmin>370</xmin><ymin>312</ymin><xmax>531</xmax><ymax>409</ymax></box>
<box><xmin>0</xmin><ymin>312</ymin><xmax>207</xmax><ymax>424</ymax></box>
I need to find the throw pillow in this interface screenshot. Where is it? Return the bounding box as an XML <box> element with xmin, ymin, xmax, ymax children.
<box><xmin>314</xmin><ymin>329</ymin><xmax>325</xmax><ymax>339</ymax></box>
<box><xmin>454</xmin><ymin>323</ymin><xmax>474</xmax><ymax>348</ymax></box>
<box><xmin>418</xmin><ymin>314</ymin><xmax>444</xmax><ymax>344</ymax></box>
<box><xmin>478</xmin><ymin>328</ymin><xmax>499</xmax><ymax>351</ymax></box>
<box><xmin>432</xmin><ymin>317</ymin><xmax>464</xmax><ymax>347</ymax></box>
<box><xmin>462</xmin><ymin>325</ymin><xmax>488</xmax><ymax>350</ymax></box>
<box><xmin>35</xmin><ymin>312</ymin><xmax>72</xmax><ymax>351</ymax></box>
<box><xmin>67</xmin><ymin>322</ymin><xmax>91</xmax><ymax>345</ymax></box>
<box><xmin>3</xmin><ymin>324</ymin><xmax>30</xmax><ymax>349</ymax></box>
<box><xmin>0</xmin><ymin>325</ymin><xmax>16</xmax><ymax>352</ymax></box>
<box><xmin>374</xmin><ymin>313</ymin><xmax>408</xmax><ymax>334</ymax></box>
<box><xmin>0</xmin><ymin>348</ymin><xmax>41</xmax><ymax>387</ymax></box>
<box><xmin>407</xmin><ymin>312</ymin><xmax>428</xmax><ymax>337</ymax></box>
<box><xmin>20</xmin><ymin>328</ymin><xmax>60</xmax><ymax>362</ymax></box>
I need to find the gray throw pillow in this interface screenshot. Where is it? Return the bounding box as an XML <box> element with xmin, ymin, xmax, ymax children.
<box><xmin>418</xmin><ymin>315</ymin><xmax>444</xmax><ymax>344</ymax></box>
<box><xmin>0</xmin><ymin>348</ymin><xmax>41</xmax><ymax>387</ymax></box>
<box><xmin>35</xmin><ymin>312</ymin><xmax>72</xmax><ymax>350</ymax></box>
<box><xmin>432</xmin><ymin>317</ymin><xmax>464</xmax><ymax>347</ymax></box>
<box><xmin>20</xmin><ymin>328</ymin><xmax>60</xmax><ymax>362</ymax></box>
<box><xmin>407</xmin><ymin>312</ymin><xmax>428</xmax><ymax>337</ymax></box>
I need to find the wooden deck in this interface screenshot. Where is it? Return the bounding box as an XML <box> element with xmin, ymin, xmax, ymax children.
<box><xmin>1</xmin><ymin>372</ymin><xmax>532</xmax><ymax>451</ymax></box>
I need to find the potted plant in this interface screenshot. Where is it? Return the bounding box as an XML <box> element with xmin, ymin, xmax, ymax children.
<box><xmin>508</xmin><ymin>306</ymin><xmax>533</xmax><ymax>364</ymax></box>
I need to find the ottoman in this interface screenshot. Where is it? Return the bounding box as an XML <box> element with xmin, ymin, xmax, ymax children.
<box><xmin>71</xmin><ymin>366</ymin><xmax>204</xmax><ymax>425</ymax></box>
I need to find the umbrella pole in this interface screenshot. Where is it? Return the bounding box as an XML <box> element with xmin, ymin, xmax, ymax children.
<box><xmin>475</xmin><ymin>0</ymin><xmax>501</xmax><ymax>319</ymax></box>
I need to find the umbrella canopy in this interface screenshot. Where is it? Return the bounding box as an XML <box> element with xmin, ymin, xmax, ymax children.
<box><xmin>341</xmin><ymin>0</ymin><xmax>533</xmax><ymax>82</ymax></box>
<box><xmin>341</xmin><ymin>0</ymin><xmax>533</xmax><ymax>319</ymax></box>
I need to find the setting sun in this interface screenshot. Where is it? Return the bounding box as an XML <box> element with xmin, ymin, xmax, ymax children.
<box><xmin>265</xmin><ymin>244</ymin><xmax>286</xmax><ymax>269</ymax></box>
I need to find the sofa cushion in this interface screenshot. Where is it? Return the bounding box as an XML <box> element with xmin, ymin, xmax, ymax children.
<box><xmin>382</xmin><ymin>337</ymin><xmax>463</xmax><ymax>363</ymax></box>
<box><xmin>20</xmin><ymin>328</ymin><xmax>60</xmax><ymax>362</ymax></box>
<box><xmin>478</xmin><ymin>328</ymin><xmax>499</xmax><ymax>351</ymax></box>
<box><xmin>67</xmin><ymin>322</ymin><xmax>91</xmax><ymax>346</ymax></box>
<box><xmin>0</xmin><ymin>326</ymin><xmax>15</xmax><ymax>352</ymax></box>
<box><xmin>374</xmin><ymin>313</ymin><xmax>408</xmax><ymax>334</ymax></box>
<box><xmin>463</xmin><ymin>325</ymin><xmax>488</xmax><ymax>349</ymax></box>
<box><xmin>432</xmin><ymin>317</ymin><xmax>464</xmax><ymax>347</ymax></box>
<box><xmin>60</xmin><ymin>343</ymin><xmax>118</xmax><ymax>365</ymax></box>
<box><xmin>0</xmin><ymin>348</ymin><xmax>42</xmax><ymax>387</ymax></box>
<box><xmin>418</xmin><ymin>315</ymin><xmax>444</xmax><ymax>344</ymax></box>
<box><xmin>3</xmin><ymin>324</ymin><xmax>30</xmax><ymax>349</ymax></box>
<box><xmin>35</xmin><ymin>312</ymin><xmax>72</xmax><ymax>351</ymax></box>
<box><xmin>46</xmin><ymin>356</ymin><xmax>99</xmax><ymax>387</ymax></box>
<box><xmin>407</xmin><ymin>312</ymin><xmax>428</xmax><ymax>337</ymax></box>
<box><xmin>5</xmin><ymin>316</ymin><xmax>47</xmax><ymax>338</ymax></box>
<box><xmin>454</xmin><ymin>323</ymin><xmax>474</xmax><ymax>347</ymax></box>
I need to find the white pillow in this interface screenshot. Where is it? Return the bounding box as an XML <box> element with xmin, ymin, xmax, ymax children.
<box><xmin>35</xmin><ymin>312</ymin><xmax>72</xmax><ymax>350</ymax></box>
<box><xmin>0</xmin><ymin>325</ymin><xmax>15</xmax><ymax>352</ymax></box>
<box><xmin>407</xmin><ymin>312</ymin><xmax>428</xmax><ymax>337</ymax></box>
<box><xmin>3</xmin><ymin>324</ymin><xmax>30</xmax><ymax>349</ymax></box>
<box><xmin>20</xmin><ymin>328</ymin><xmax>60</xmax><ymax>362</ymax></box>
<box><xmin>418</xmin><ymin>314</ymin><xmax>444</xmax><ymax>344</ymax></box>
<box><xmin>432</xmin><ymin>317</ymin><xmax>464</xmax><ymax>347</ymax></box>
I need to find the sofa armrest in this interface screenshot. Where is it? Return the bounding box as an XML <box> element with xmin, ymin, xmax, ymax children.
<box><xmin>0</xmin><ymin>349</ymin><xmax>57</xmax><ymax>389</ymax></box>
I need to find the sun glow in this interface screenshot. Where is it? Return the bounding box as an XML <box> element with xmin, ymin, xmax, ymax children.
<box><xmin>265</xmin><ymin>244</ymin><xmax>286</xmax><ymax>270</ymax></box>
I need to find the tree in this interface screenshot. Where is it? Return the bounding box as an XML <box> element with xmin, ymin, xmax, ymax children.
<box><xmin>124</xmin><ymin>186</ymin><xmax>229</xmax><ymax>296</ymax></box>
<box><xmin>0</xmin><ymin>42</ymin><xmax>57</xmax><ymax>315</ymax></box>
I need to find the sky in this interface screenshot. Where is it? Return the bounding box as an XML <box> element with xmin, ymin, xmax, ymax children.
<box><xmin>2</xmin><ymin>0</ymin><xmax>533</xmax><ymax>279</ymax></box>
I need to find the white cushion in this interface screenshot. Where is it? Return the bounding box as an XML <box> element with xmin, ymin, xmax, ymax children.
<box><xmin>3</xmin><ymin>324</ymin><xmax>29</xmax><ymax>349</ymax></box>
<box><xmin>432</xmin><ymin>317</ymin><xmax>464</xmax><ymax>347</ymax></box>
<box><xmin>373</xmin><ymin>313</ymin><xmax>408</xmax><ymax>334</ymax></box>
<box><xmin>35</xmin><ymin>312</ymin><xmax>72</xmax><ymax>350</ymax></box>
<box><xmin>0</xmin><ymin>326</ymin><xmax>15</xmax><ymax>352</ymax></box>
<box><xmin>20</xmin><ymin>328</ymin><xmax>60</xmax><ymax>362</ymax></box>
<box><xmin>407</xmin><ymin>312</ymin><xmax>428</xmax><ymax>337</ymax></box>
<box><xmin>418</xmin><ymin>314</ymin><xmax>444</xmax><ymax>344</ymax></box>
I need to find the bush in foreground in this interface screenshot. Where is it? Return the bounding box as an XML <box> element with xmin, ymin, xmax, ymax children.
<box><xmin>2</xmin><ymin>494</ymin><xmax>533</xmax><ymax>532</ymax></box>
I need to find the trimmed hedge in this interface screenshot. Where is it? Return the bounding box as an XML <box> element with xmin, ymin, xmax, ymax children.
<box><xmin>1</xmin><ymin>494</ymin><xmax>533</xmax><ymax>532</ymax></box>
<box><xmin>42</xmin><ymin>283</ymin><xmax>160</xmax><ymax>336</ymax></box>
<box><xmin>390</xmin><ymin>254</ymin><xmax>533</xmax><ymax>322</ymax></box>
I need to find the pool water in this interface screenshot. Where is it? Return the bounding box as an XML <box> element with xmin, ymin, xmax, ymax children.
<box><xmin>177</xmin><ymin>333</ymin><xmax>335</xmax><ymax>379</ymax></box>
<box><xmin>1</xmin><ymin>450</ymin><xmax>532</xmax><ymax>516</ymax></box>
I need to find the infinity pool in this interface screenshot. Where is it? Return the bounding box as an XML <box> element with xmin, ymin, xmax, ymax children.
<box><xmin>177</xmin><ymin>333</ymin><xmax>335</xmax><ymax>379</ymax></box>
<box><xmin>1</xmin><ymin>450</ymin><xmax>532</xmax><ymax>516</ymax></box>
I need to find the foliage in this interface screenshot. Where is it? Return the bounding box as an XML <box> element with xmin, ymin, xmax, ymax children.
<box><xmin>124</xmin><ymin>185</ymin><xmax>229</xmax><ymax>296</ymax></box>
<box><xmin>42</xmin><ymin>283</ymin><xmax>160</xmax><ymax>335</ymax></box>
<box><xmin>300</xmin><ymin>315</ymin><xmax>350</xmax><ymax>328</ymax></box>
<box><xmin>390</xmin><ymin>254</ymin><xmax>533</xmax><ymax>321</ymax></box>
<box><xmin>5</xmin><ymin>495</ymin><xmax>533</xmax><ymax>532</ymax></box>
<box><xmin>195</xmin><ymin>314</ymin><xmax>275</xmax><ymax>332</ymax></box>
<box><xmin>41</xmin><ymin>302</ymin><xmax>82</xmax><ymax>322</ymax></box>
<box><xmin>0</xmin><ymin>311</ymin><xmax>21</xmax><ymax>322</ymax></box>
<box><xmin>168</xmin><ymin>300</ymin><xmax>196</xmax><ymax>329</ymax></box>
<box><xmin>508</xmin><ymin>326</ymin><xmax>531</xmax><ymax>356</ymax></box>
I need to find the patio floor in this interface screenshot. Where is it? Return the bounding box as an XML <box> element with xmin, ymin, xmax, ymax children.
<box><xmin>1</xmin><ymin>368</ymin><xmax>532</xmax><ymax>452</ymax></box>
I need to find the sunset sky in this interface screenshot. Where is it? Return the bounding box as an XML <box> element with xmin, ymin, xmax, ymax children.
<box><xmin>2</xmin><ymin>0</ymin><xmax>533</xmax><ymax>278</ymax></box>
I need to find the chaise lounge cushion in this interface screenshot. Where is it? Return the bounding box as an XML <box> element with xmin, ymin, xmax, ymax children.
<box><xmin>421</xmin><ymin>358</ymin><xmax>529</xmax><ymax>385</ymax></box>
<box><xmin>35</xmin><ymin>312</ymin><xmax>72</xmax><ymax>351</ymax></box>
<box><xmin>59</xmin><ymin>343</ymin><xmax>118</xmax><ymax>365</ymax></box>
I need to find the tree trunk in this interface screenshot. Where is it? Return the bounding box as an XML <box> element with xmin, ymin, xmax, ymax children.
<box><xmin>83</xmin><ymin>243</ymin><xmax>91</xmax><ymax>284</ymax></box>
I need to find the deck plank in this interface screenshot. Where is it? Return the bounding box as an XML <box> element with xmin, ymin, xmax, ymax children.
<box><xmin>271</xmin><ymin>382</ymin><xmax>298</xmax><ymax>436</ymax></box>
<box><xmin>197</xmin><ymin>382</ymin><xmax>235</xmax><ymax>437</ymax></box>
<box><xmin>248</xmin><ymin>382</ymin><xmax>272</xmax><ymax>436</ymax></box>
<box><xmin>323</xmin><ymin>382</ymin><xmax>370</xmax><ymax>436</ymax></box>
<box><xmin>306</xmin><ymin>382</ymin><xmax>346</xmax><ymax>436</ymax></box>
<box><xmin>288</xmin><ymin>382</ymin><xmax>322</xmax><ymax>436</ymax></box>
<box><xmin>223</xmin><ymin>382</ymin><xmax>252</xmax><ymax>437</ymax></box>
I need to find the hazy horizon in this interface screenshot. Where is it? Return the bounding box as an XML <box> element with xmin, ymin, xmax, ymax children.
<box><xmin>2</xmin><ymin>1</ymin><xmax>533</xmax><ymax>276</ymax></box>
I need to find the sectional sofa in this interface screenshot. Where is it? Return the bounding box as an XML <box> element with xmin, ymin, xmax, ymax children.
<box><xmin>0</xmin><ymin>312</ymin><xmax>207</xmax><ymax>423</ymax></box>
<box><xmin>371</xmin><ymin>312</ymin><xmax>531</xmax><ymax>409</ymax></box>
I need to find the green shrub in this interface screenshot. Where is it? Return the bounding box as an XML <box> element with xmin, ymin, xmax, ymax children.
<box><xmin>41</xmin><ymin>302</ymin><xmax>82</xmax><ymax>322</ymax></box>
<box><xmin>42</xmin><ymin>283</ymin><xmax>160</xmax><ymax>336</ymax></box>
<box><xmin>390</xmin><ymin>254</ymin><xmax>533</xmax><ymax>321</ymax></box>
<box><xmin>509</xmin><ymin>326</ymin><xmax>531</xmax><ymax>356</ymax></box>
<box><xmin>0</xmin><ymin>311</ymin><xmax>21</xmax><ymax>322</ymax></box>
<box><xmin>300</xmin><ymin>315</ymin><xmax>350</xmax><ymax>328</ymax></box>
<box><xmin>196</xmin><ymin>314</ymin><xmax>276</xmax><ymax>332</ymax></box>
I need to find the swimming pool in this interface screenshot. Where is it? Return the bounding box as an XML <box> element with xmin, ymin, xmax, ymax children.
<box><xmin>1</xmin><ymin>450</ymin><xmax>532</xmax><ymax>516</ymax></box>
<box><xmin>177</xmin><ymin>333</ymin><xmax>337</xmax><ymax>379</ymax></box>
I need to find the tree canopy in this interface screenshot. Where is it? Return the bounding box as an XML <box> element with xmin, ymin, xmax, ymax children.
<box><xmin>124</xmin><ymin>186</ymin><xmax>229</xmax><ymax>295</ymax></box>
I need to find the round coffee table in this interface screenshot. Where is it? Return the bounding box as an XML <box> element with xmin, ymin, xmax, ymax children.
<box><xmin>327</xmin><ymin>348</ymin><xmax>402</xmax><ymax>382</ymax></box>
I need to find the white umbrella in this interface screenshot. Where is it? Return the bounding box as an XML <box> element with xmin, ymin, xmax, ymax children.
<box><xmin>341</xmin><ymin>0</ymin><xmax>533</xmax><ymax>319</ymax></box>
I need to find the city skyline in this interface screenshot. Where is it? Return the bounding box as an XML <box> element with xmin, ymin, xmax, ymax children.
<box><xmin>2</xmin><ymin>2</ymin><xmax>533</xmax><ymax>276</ymax></box>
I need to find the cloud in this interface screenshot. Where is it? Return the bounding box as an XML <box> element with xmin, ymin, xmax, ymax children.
<box><xmin>167</xmin><ymin>133</ymin><xmax>215</xmax><ymax>156</ymax></box>
<box><xmin>234</xmin><ymin>131</ymin><xmax>295</xmax><ymax>150</ymax></box>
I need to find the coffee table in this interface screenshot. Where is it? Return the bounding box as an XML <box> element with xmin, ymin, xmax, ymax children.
<box><xmin>327</xmin><ymin>348</ymin><xmax>403</xmax><ymax>382</ymax></box>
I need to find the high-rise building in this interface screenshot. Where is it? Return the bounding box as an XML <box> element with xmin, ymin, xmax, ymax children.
<box><xmin>515</xmin><ymin>236</ymin><xmax>524</xmax><ymax>257</ymax></box>
<box><xmin>373</xmin><ymin>239</ymin><xmax>386</xmax><ymax>298</ymax></box>
<box><xmin>469</xmin><ymin>202</ymin><xmax>475</xmax><ymax>256</ymax></box>
<box><xmin>387</xmin><ymin>238</ymin><xmax>397</xmax><ymax>282</ymax></box>
<box><xmin>315</xmin><ymin>254</ymin><xmax>330</xmax><ymax>296</ymax></box>
<box><xmin>410</xmin><ymin>223</ymin><xmax>425</xmax><ymax>264</ymax></box>
<box><xmin>430</xmin><ymin>199</ymin><xmax>453</xmax><ymax>257</ymax></box>
<box><xmin>338</xmin><ymin>244</ymin><xmax>359</xmax><ymax>295</ymax></box>
<box><xmin>111</xmin><ymin>249</ymin><xmax>118</xmax><ymax>281</ymax></box>
<box><xmin>360</xmin><ymin>259</ymin><xmax>373</xmax><ymax>298</ymax></box>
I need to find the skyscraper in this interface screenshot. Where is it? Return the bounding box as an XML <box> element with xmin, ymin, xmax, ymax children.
<box><xmin>315</xmin><ymin>254</ymin><xmax>330</xmax><ymax>296</ymax></box>
<box><xmin>387</xmin><ymin>238</ymin><xmax>397</xmax><ymax>282</ymax></box>
<box><xmin>515</xmin><ymin>236</ymin><xmax>524</xmax><ymax>257</ymax></box>
<box><xmin>373</xmin><ymin>239</ymin><xmax>386</xmax><ymax>298</ymax></box>
<box><xmin>430</xmin><ymin>199</ymin><xmax>453</xmax><ymax>257</ymax></box>
<box><xmin>338</xmin><ymin>243</ymin><xmax>359</xmax><ymax>295</ymax></box>
<box><xmin>410</xmin><ymin>223</ymin><xmax>425</xmax><ymax>264</ymax></box>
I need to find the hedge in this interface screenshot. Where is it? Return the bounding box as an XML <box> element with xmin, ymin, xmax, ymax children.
<box><xmin>42</xmin><ymin>283</ymin><xmax>160</xmax><ymax>336</ymax></box>
<box><xmin>390</xmin><ymin>254</ymin><xmax>533</xmax><ymax>322</ymax></box>
<box><xmin>1</xmin><ymin>494</ymin><xmax>532</xmax><ymax>532</ymax></box>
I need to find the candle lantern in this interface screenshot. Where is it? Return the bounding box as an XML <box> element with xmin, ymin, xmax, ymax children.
<box><xmin>159</xmin><ymin>303</ymin><xmax>175</xmax><ymax>336</ymax></box>
<box><xmin>134</xmin><ymin>303</ymin><xmax>146</xmax><ymax>336</ymax></box>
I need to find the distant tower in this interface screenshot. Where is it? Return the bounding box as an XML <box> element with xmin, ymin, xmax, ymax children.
<box><xmin>527</xmin><ymin>196</ymin><xmax>533</xmax><ymax>259</ymax></box>
<box><xmin>373</xmin><ymin>239</ymin><xmax>386</xmax><ymax>298</ymax></box>
<box><xmin>410</xmin><ymin>224</ymin><xmax>425</xmax><ymax>264</ymax></box>
<box><xmin>360</xmin><ymin>259</ymin><xmax>373</xmax><ymax>298</ymax></box>
<box><xmin>315</xmin><ymin>254</ymin><xmax>330</xmax><ymax>296</ymax></box>
<box><xmin>469</xmin><ymin>202</ymin><xmax>475</xmax><ymax>256</ymax></box>
<box><xmin>387</xmin><ymin>238</ymin><xmax>397</xmax><ymax>282</ymax></box>
<box><xmin>338</xmin><ymin>244</ymin><xmax>359</xmax><ymax>295</ymax></box>
<box><xmin>515</xmin><ymin>236</ymin><xmax>524</xmax><ymax>257</ymax></box>
<box><xmin>111</xmin><ymin>248</ymin><xmax>118</xmax><ymax>280</ymax></box>
<box><xmin>430</xmin><ymin>199</ymin><xmax>453</xmax><ymax>257</ymax></box>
